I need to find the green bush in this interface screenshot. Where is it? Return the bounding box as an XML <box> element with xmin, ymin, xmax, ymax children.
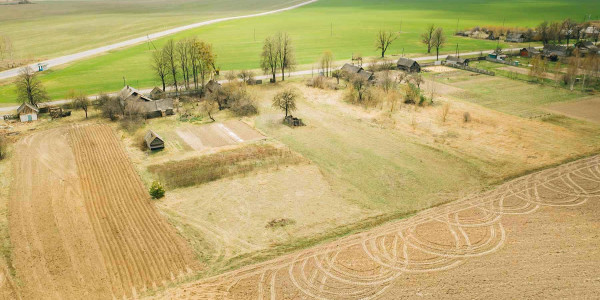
<box><xmin>149</xmin><ymin>181</ymin><xmax>165</xmax><ymax>199</ymax></box>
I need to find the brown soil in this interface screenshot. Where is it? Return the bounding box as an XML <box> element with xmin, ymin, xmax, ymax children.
<box><xmin>176</xmin><ymin>120</ymin><xmax>265</xmax><ymax>151</ymax></box>
<box><xmin>153</xmin><ymin>155</ymin><xmax>600</xmax><ymax>299</ymax></box>
<box><xmin>9</xmin><ymin>125</ymin><xmax>198</xmax><ymax>299</ymax></box>
<box><xmin>545</xmin><ymin>97</ymin><xmax>600</xmax><ymax>124</ymax></box>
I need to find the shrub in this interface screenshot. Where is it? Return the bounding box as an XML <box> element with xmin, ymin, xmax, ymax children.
<box><xmin>149</xmin><ymin>181</ymin><xmax>165</xmax><ymax>199</ymax></box>
<box><xmin>463</xmin><ymin>112</ymin><xmax>472</xmax><ymax>123</ymax></box>
<box><xmin>0</xmin><ymin>136</ymin><xmax>6</xmax><ymax>161</ymax></box>
<box><xmin>440</xmin><ymin>103</ymin><xmax>450</xmax><ymax>123</ymax></box>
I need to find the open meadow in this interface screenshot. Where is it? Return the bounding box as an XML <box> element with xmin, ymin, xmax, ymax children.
<box><xmin>1</xmin><ymin>0</ymin><xmax>599</xmax><ymax>298</ymax></box>
<box><xmin>2</xmin><ymin>0</ymin><xmax>600</xmax><ymax>104</ymax></box>
<box><xmin>0</xmin><ymin>0</ymin><xmax>304</xmax><ymax>62</ymax></box>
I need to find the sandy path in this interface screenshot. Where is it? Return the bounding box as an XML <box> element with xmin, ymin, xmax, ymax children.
<box><xmin>153</xmin><ymin>155</ymin><xmax>600</xmax><ymax>299</ymax></box>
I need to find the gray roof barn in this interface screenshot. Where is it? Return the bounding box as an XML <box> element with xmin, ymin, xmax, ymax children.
<box><xmin>17</xmin><ymin>103</ymin><xmax>39</xmax><ymax>115</ymax></box>
<box><xmin>341</xmin><ymin>63</ymin><xmax>362</xmax><ymax>74</ymax></box>
<box><xmin>205</xmin><ymin>80</ymin><xmax>222</xmax><ymax>94</ymax></box>
<box><xmin>506</xmin><ymin>33</ymin><xmax>526</xmax><ymax>43</ymax></box>
<box><xmin>340</xmin><ymin>63</ymin><xmax>374</xmax><ymax>81</ymax></box>
<box><xmin>397</xmin><ymin>58</ymin><xmax>421</xmax><ymax>73</ymax></box>
<box><xmin>144</xmin><ymin>130</ymin><xmax>165</xmax><ymax>150</ymax></box>
<box><xmin>139</xmin><ymin>98</ymin><xmax>174</xmax><ymax>119</ymax></box>
<box><xmin>119</xmin><ymin>85</ymin><xmax>152</xmax><ymax>102</ymax></box>
<box><xmin>149</xmin><ymin>87</ymin><xmax>164</xmax><ymax>100</ymax></box>
<box><xmin>445</xmin><ymin>55</ymin><xmax>470</xmax><ymax>65</ymax></box>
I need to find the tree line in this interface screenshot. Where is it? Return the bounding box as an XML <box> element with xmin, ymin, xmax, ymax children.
<box><xmin>536</xmin><ymin>19</ymin><xmax>598</xmax><ymax>46</ymax></box>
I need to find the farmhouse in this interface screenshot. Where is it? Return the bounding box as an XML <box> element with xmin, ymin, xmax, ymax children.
<box><xmin>340</xmin><ymin>63</ymin><xmax>374</xmax><ymax>81</ymax></box>
<box><xmin>149</xmin><ymin>87</ymin><xmax>165</xmax><ymax>100</ymax></box>
<box><xmin>445</xmin><ymin>55</ymin><xmax>470</xmax><ymax>66</ymax></box>
<box><xmin>119</xmin><ymin>85</ymin><xmax>152</xmax><ymax>102</ymax></box>
<box><xmin>506</xmin><ymin>33</ymin><xmax>527</xmax><ymax>43</ymax></box>
<box><xmin>575</xmin><ymin>41</ymin><xmax>599</xmax><ymax>55</ymax></box>
<box><xmin>144</xmin><ymin>130</ymin><xmax>165</xmax><ymax>150</ymax></box>
<box><xmin>205</xmin><ymin>80</ymin><xmax>222</xmax><ymax>94</ymax></box>
<box><xmin>543</xmin><ymin>44</ymin><xmax>567</xmax><ymax>61</ymax></box>
<box><xmin>139</xmin><ymin>98</ymin><xmax>175</xmax><ymax>119</ymax></box>
<box><xmin>16</xmin><ymin>103</ymin><xmax>39</xmax><ymax>122</ymax></box>
<box><xmin>397</xmin><ymin>58</ymin><xmax>421</xmax><ymax>73</ymax></box>
<box><xmin>520</xmin><ymin>47</ymin><xmax>540</xmax><ymax>57</ymax></box>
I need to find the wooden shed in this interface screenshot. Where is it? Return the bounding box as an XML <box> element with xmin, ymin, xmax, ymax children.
<box><xmin>397</xmin><ymin>58</ymin><xmax>421</xmax><ymax>73</ymax></box>
<box><xmin>16</xmin><ymin>103</ymin><xmax>39</xmax><ymax>122</ymax></box>
<box><xmin>144</xmin><ymin>130</ymin><xmax>165</xmax><ymax>150</ymax></box>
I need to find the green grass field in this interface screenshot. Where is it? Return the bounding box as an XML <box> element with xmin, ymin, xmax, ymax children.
<box><xmin>1</xmin><ymin>0</ymin><xmax>599</xmax><ymax>104</ymax></box>
<box><xmin>0</xmin><ymin>0</ymin><xmax>303</xmax><ymax>60</ymax></box>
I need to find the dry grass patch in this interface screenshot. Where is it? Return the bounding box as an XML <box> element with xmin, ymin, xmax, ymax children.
<box><xmin>148</xmin><ymin>144</ymin><xmax>306</xmax><ymax>189</ymax></box>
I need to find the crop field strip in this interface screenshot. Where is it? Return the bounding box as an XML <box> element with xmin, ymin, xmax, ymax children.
<box><xmin>69</xmin><ymin>125</ymin><xmax>198</xmax><ymax>298</ymax></box>
<box><xmin>156</xmin><ymin>155</ymin><xmax>600</xmax><ymax>299</ymax></box>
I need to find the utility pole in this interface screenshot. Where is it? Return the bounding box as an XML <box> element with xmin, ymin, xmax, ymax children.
<box><xmin>123</xmin><ymin>76</ymin><xmax>126</xmax><ymax>87</ymax></box>
<box><xmin>331</xmin><ymin>23</ymin><xmax>333</xmax><ymax>37</ymax></box>
<box><xmin>456</xmin><ymin>18</ymin><xmax>460</xmax><ymax>34</ymax></box>
<box><xmin>399</xmin><ymin>18</ymin><xmax>403</xmax><ymax>33</ymax></box>
<box><xmin>254</xmin><ymin>28</ymin><xmax>256</xmax><ymax>42</ymax></box>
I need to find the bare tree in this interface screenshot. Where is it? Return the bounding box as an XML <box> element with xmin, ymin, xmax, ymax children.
<box><xmin>320</xmin><ymin>50</ymin><xmax>334</xmax><ymax>77</ymax></box>
<box><xmin>348</xmin><ymin>74</ymin><xmax>369</xmax><ymax>103</ymax></box>
<box><xmin>68</xmin><ymin>90</ymin><xmax>91</xmax><ymax>119</ymax></box>
<box><xmin>536</xmin><ymin>21</ymin><xmax>550</xmax><ymax>45</ymax></box>
<box><xmin>375</xmin><ymin>30</ymin><xmax>398</xmax><ymax>58</ymax></box>
<box><xmin>15</xmin><ymin>66</ymin><xmax>49</xmax><ymax>106</ymax></box>
<box><xmin>529</xmin><ymin>55</ymin><xmax>547</xmax><ymax>82</ymax></box>
<box><xmin>151</xmin><ymin>49</ymin><xmax>168</xmax><ymax>92</ymax></box>
<box><xmin>421</xmin><ymin>24</ymin><xmax>436</xmax><ymax>54</ymax></box>
<box><xmin>201</xmin><ymin>98</ymin><xmax>218</xmax><ymax>122</ymax></box>
<box><xmin>163</xmin><ymin>39</ymin><xmax>179</xmax><ymax>94</ymax></box>
<box><xmin>261</xmin><ymin>35</ymin><xmax>279</xmax><ymax>83</ymax></box>
<box><xmin>176</xmin><ymin>39</ymin><xmax>192</xmax><ymax>89</ymax></box>
<box><xmin>194</xmin><ymin>40</ymin><xmax>216</xmax><ymax>90</ymax></box>
<box><xmin>548</xmin><ymin>21</ymin><xmax>562</xmax><ymax>44</ymax></box>
<box><xmin>97</xmin><ymin>94</ymin><xmax>122</xmax><ymax>121</ymax></box>
<box><xmin>431</xmin><ymin>27</ymin><xmax>447</xmax><ymax>61</ymax></box>
<box><xmin>277</xmin><ymin>32</ymin><xmax>296</xmax><ymax>81</ymax></box>
<box><xmin>563</xmin><ymin>18</ymin><xmax>578</xmax><ymax>47</ymax></box>
<box><xmin>238</xmin><ymin>70</ymin><xmax>254</xmax><ymax>83</ymax></box>
<box><xmin>272</xmin><ymin>88</ymin><xmax>298</xmax><ymax>118</ymax></box>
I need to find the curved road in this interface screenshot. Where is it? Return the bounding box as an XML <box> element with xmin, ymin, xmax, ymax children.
<box><xmin>0</xmin><ymin>0</ymin><xmax>318</xmax><ymax>81</ymax></box>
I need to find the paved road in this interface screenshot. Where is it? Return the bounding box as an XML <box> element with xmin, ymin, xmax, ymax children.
<box><xmin>1</xmin><ymin>47</ymin><xmax>532</xmax><ymax>115</ymax></box>
<box><xmin>0</xmin><ymin>0</ymin><xmax>318</xmax><ymax>81</ymax></box>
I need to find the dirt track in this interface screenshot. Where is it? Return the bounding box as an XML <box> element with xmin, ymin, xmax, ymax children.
<box><xmin>155</xmin><ymin>155</ymin><xmax>600</xmax><ymax>299</ymax></box>
<box><xmin>9</xmin><ymin>125</ymin><xmax>197</xmax><ymax>299</ymax></box>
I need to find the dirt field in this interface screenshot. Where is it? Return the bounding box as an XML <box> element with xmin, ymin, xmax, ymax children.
<box><xmin>545</xmin><ymin>97</ymin><xmax>600</xmax><ymax>124</ymax></box>
<box><xmin>153</xmin><ymin>154</ymin><xmax>600</xmax><ymax>299</ymax></box>
<box><xmin>9</xmin><ymin>125</ymin><xmax>198</xmax><ymax>299</ymax></box>
<box><xmin>175</xmin><ymin>120</ymin><xmax>265</xmax><ymax>151</ymax></box>
<box><xmin>158</xmin><ymin>164</ymin><xmax>375</xmax><ymax>272</ymax></box>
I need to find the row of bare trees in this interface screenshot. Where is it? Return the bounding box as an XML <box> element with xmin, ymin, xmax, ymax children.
<box><xmin>151</xmin><ymin>37</ymin><xmax>216</xmax><ymax>94</ymax></box>
<box><xmin>421</xmin><ymin>25</ymin><xmax>447</xmax><ymax>59</ymax></box>
<box><xmin>260</xmin><ymin>32</ymin><xmax>296</xmax><ymax>83</ymax></box>
<box><xmin>536</xmin><ymin>19</ymin><xmax>598</xmax><ymax>46</ymax></box>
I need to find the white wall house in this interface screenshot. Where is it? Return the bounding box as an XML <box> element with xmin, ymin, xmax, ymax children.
<box><xmin>17</xmin><ymin>103</ymin><xmax>39</xmax><ymax>122</ymax></box>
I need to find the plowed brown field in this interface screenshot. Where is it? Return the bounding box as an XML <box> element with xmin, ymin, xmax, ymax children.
<box><xmin>154</xmin><ymin>155</ymin><xmax>600</xmax><ymax>299</ymax></box>
<box><xmin>9</xmin><ymin>125</ymin><xmax>197</xmax><ymax>299</ymax></box>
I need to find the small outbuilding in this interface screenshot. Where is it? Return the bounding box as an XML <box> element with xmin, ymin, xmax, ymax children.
<box><xmin>397</xmin><ymin>58</ymin><xmax>421</xmax><ymax>73</ymax></box>
<box><xmin>139</xmin><ymin>98</ymin><xmax>175</xmax><ymax>119</ymax></box>
<box><xmin>149</xmin><ymin>87</ymin><xmax>165</xmax><ymax>100</ymax></box>
<box><xmin>445</xmin><ymin>55</ymin><xmax>470</xmax><ymax>66</ymax></box>
<box><xmin>144</xmin><ymin>130</ymin><xmax>165</xmax><ymax>150</ymax></box>
<box><xmin>543</xmin><ymin>45</ymin><xmax>567</xmax><ymax>61</ymax></box>
<box><xmin>119</xmin><ymin>85</ymin><xmax>152</xmax><ymax>103</ymax></box>
<box><xmin>340</xmin><ymin>63</ymin><xmax>374</xmax><ymax>81</ymax></box>
<box><xmin>506</xmin><ymin>33</ymin><xmax>527</xmax><ymax>43</ymax></box>
<box><xmin>520</xmin><ymin>47</ymin><xmax>540</xmax><ymax>58</ymax></box>
<box><xmin>575</xmin><ymin>41</ymin><xmax>599</xmax><ymax>56</ymax></box>
<box><xmin>16</xmin><ymin>103</ymin><xmax>39</xmax><ymax>122</ymax></box>
<box><xmin>205</xmin><ymin>80</ymin><xmax>222</xmax><ymax>94</ymax></box>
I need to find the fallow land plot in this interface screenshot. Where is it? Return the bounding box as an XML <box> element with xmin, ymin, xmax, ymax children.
<box><xmin>9</xmin><ymin>125</ymin><xmax>198</xmax><ymax>299</ymax></box>
<box><xmin>175</xmin><ymin>120</ymin><xmax>265</xmax><ymax>151</ymax></box>
<box><xmin>153</xmin><ymin>155</ymin><xmax>600</xmax><ymax>299</ymax></box>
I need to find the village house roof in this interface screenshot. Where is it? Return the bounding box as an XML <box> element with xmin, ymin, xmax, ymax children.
<box><xmin>139</xmin><ymin>98</ymin><xmax>174</xmax><ymax>114</ymax></box>
<box><xmin>205</xmin><ymin>80</ymin><xmax>222</xmax><ymax>94</ymax></box>
<box><xmin>17</xmin><ymin>103</ymin><xmax>39</xmax><ymax>114</ymax></box>
<box><xmin>543</xmin><ymin>44</ymin><xmax>567</xmax><ymax>56</ymax></box>
<box><xmin>149</xmin><ymin>87</ymin><xmax>164</xmax><ymax>100</ymax></box>
<box><xmin>446</xmin><ymin>55</ymin><xmax>469</xmax><ymax>64</ymax></box>
<box><xmin>144</xmin><ymin>130</ymin><xmax>165</xmax><ymax>150</ymax></box>
<box><xmin>357</xmin><ymin>69</ymin><xmax>374</xmax><ymax>81</ymax></box>
<box><xmin>397</xmin><ymin>57</ymin><xmax>418</xmax><ymax>68</ymax></box>
<box><xmin>119</xmin><ymin>85</ymin><xmax>152</xmax><ymax>102</ymax></box>
<box><xmin>341</xmin><ymin>63</ymin><xmax>362</xmax><ymax>74</ymax></box>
